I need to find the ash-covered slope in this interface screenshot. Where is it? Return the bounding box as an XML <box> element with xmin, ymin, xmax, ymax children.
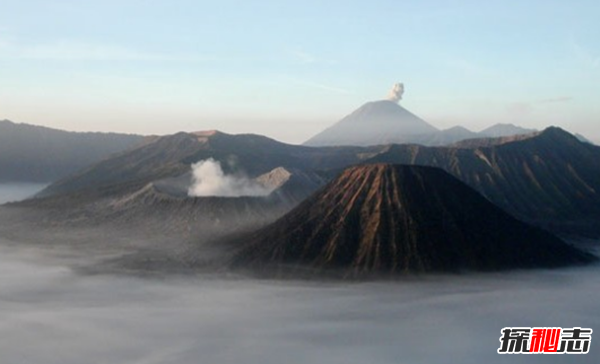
<box><xmin>37</xmin><ymin>131</ymin><xmax>210</xmax><ymax>199</ymax></box>
<box><xmin>0</xmin><ymin>119</ymin><xmax>146</xmax><ymax>183</ymax></box>
<box><xmin>106</xmin><ymin>166</ymin><xmax>327</xmax><ymax>233</ymax></box>
<box><xmin>102</xmin><ymin>182</ymin><xmax>294</xmax><ymax>239</ymax></box>
<box><xmin>233</xmin><ymin>164</ymin><xmax>593</xmax><ymax>275</ymax></box>
<box><xmin>37</xmin><ymin>130</ymin><xmax>367</xmax><ymax>199</ymax></box>
<box><xmin>304</xmin><ymin>100</ymin><xmax>439</xmax><ymax>147</ymax></box>
<box><xmin>256</xmin><ymin>167</ymin><xmax>327</xmax><ymax>204</ymax></box>
<box><xmin>18</xmin><ymin>166</ymin><xmax>324</xmax><ymax>244</ymax></box>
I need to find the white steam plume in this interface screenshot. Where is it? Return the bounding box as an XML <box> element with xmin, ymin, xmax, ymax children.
<box><xmin>387</xmin><ymin>83</ymin><xmax>405</xmax><ymax>103</ymax></box>
<box><xmin>187</xmin><ymin>158</ymin><xmax>272</xmax><ymax>197</ymax></box>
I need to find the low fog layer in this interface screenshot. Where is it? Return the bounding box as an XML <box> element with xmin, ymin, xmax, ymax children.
<box><xmin>0</xmin><ymin>183</ymin><xmax>47</xmax><ymax>204</ymax></box>
<box><xmin>188</xmin><ymin>159</ymin><xmax>272</xmax><ymax>197</ymax></box>
<box><xmin>1</xmin><ymin>184</ymin><xmax>597</xmax><ymax>363</ymax></box>
<box><xmin>0</xmin><ymin>242</ymin><xmax>598</xmax><ymax>364</ymax></box>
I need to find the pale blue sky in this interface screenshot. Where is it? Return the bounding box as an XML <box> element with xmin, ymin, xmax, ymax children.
<box><xmin>0</xmin><ymin>0</ymin><xmax>598</xmax><ymax>143</ymax></box>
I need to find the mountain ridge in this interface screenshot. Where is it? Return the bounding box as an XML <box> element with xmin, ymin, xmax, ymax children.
<box><xmin>27</xmin><ymin>126</ymin><xmax>600</xmax><ymax>236</ymax></box>
<box><xmin>232</xmin><ymin>164</ymin><xmax>593</xmax><ymax>275</ymax></box>
<box><xmin>0</xmin><ymin>119</ymin><xmax>147</xmax><ymax>183</ymax></box>
<box><xmin>303</xmin><ymin>101</ymin><xmax>539</xmax><ymax>147</ymax></box>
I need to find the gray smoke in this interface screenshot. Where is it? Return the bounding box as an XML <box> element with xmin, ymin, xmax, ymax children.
<box><xmin>387</xmin><ymin>82</ymin><xmax>405</xmax><ymax>103</ymax></box>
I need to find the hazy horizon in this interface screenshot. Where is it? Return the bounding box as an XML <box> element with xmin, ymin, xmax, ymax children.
<box><xmin>2</xmin><ymin>109</ymin><xmax>598</xmax><ymax>146</ymax></box>
<box><xmin>1</xmin><ymin>1</ymin><xmax>599</xmax><ymax>144</ymax></box>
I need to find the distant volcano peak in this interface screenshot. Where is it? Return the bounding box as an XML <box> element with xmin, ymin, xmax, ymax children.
<box><xmin>304</xmin><ymin>100</ymin><xmax>439</xmax><ymax>147</ymax></box>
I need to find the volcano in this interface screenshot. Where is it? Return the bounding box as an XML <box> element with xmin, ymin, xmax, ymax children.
<box><xmin>302</xmin><ymin>100</ymin><xmax>542</xmax><ymax>147</ymax></box>
<box><xmin>233</xmin><ymin>164</ymin><xmax>593</xmax><ymax>275</ymax></box>
<box><xmin>31</xmin><ymin>126</ymin><xmax>600</xmax><ymax>236</ymax></box>
<box><xmin>304</xmin><ymin>100</ymin><xmax>439</xmax><ymax>147</ymax></box>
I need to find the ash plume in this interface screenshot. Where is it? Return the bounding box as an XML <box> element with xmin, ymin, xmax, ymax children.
<box><xmin>187</xmin><ymin>158</ymin><xmax>272</xmax><ymax>197</ymax></box>
<box><xmin>387</xmin><ymin>83</ymin><xmax>405</xmax><ymax>103</ymax></box>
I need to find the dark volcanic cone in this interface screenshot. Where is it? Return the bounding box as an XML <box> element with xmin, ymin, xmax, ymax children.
<box><xmin>233</xmin><ymin>164</ymin><xmax>593</xmax><ymax>275</ymax></box>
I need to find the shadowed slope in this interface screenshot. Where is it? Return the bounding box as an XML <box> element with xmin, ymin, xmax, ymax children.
<box><xmin>364</xmin><ymin>128</ymin><xmax>600</xmax><ymax>230</ymax></box>
<box><xmin>0</xmin><ymin>120</ymin><xmax>146</xmax><ymax>183</ymax></box>
<box><xmin>233</xmin><ymin>164</ymin><xmax>593</xmax><ymax>275</ymax></box>
<box><xmin>36</xmin><ymin>130</ymin><xmax>370</xmax><ymax>199</ymax></box>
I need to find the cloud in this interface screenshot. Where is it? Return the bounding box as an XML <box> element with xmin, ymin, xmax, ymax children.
<box><xmin>539</xmin><ymin>97</ymin><xmax>573</xmax><ymax>103</ymax></box>
<box><xmin>570</xmin><ymin>41</ymin><xmax>600</xmax><ymax>69</ymax></box>
<box><xmin>441</xmin><ymin>56</ymin><xmax>497</xmax><ymax>78</ymax></box>
<box><xmin>287</xmin><ymin>47</ymin><xmax>337</xmax><ymax>65</ymax></box>
<box><xmin>505</xmin><ymin>102</ymin><xmax>534</xmax><ymax>117</ymax></box>
<box><xmin>0</xmin><ymin>37</ymin><xmax>215</xmax><ymax>62</ymax></box>
<box><xmin>290</xmin><ymin>48</ymin><xmax>317</xmax><ymax>64</ymax></box>
<box><xmin>288</xmin><ymin>78</ymin><xmax>351</xmax><ymax>94</ymax></box>
<box><xmin>506</xmin><ymin>96</ymin><xmax>573</xmax><ymax>118</ymax></box>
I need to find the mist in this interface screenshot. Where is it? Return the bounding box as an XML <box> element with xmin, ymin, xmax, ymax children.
<box><xmin>188</xmin><ymin>159</ymin><xmax>272</xmax><ymax>197</ymax></box>
<box><xmin>0</xmin><ymin>183</ymin><xmax>47</xmax><ymax>204</ymax></box>
<box><xmin>0</xmin><ymin>187</ymin><xmax>598</xmax><ymax>364</ymax></box>
<box><xmin>0</xmin><ymin>239</ymin><xmax>598</xmax><ymax>364</ymax></box>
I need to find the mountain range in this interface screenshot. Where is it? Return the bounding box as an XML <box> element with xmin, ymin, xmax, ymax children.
<box><xmin>304</xmin><ymin>100</ymin><xmax>537</xmax><ymax>147</ymax></box>
<box><xmin>0</xmin><ymin>120</ymin><xmax>147</xmax><ymax>182</ymax></box>
<box><xmin>27</xmin><ymin>125</ymin><xmax>600</xmax><ymax>237</ymax></box>
<box><xmin>6</xmin><ymin>99</ymin><xmax>600</xmax><ymax>276</ymax></box>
